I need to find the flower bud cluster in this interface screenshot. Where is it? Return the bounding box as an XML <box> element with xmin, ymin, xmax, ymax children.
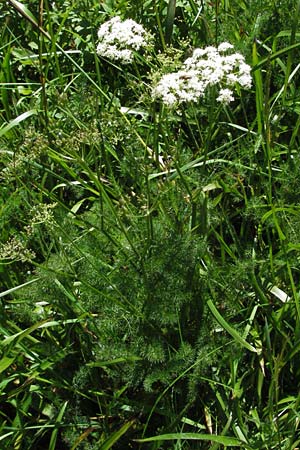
<box><xmin>97</xmin><ymin>16</ymin><xmax>150</xmax><ymax>64</ymax></box>
<box><xmin>153</xmin><ymin>43</ymin><xmax>252</xmax><ymax>106</ymax></box>
<box><xmin>0</xmin><ymin>236</ymin><xmax>35</xmax><ymax>262</ymax></box>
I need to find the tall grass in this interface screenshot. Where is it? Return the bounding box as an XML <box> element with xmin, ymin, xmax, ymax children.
<box><xmin>1</xmin><ymin>0</ymin><xmax>300</xmax><ymax>449</ymax></box>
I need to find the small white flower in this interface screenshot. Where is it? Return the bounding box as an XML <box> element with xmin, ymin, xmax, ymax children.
<box><xmin>217</xmin><ymin>88</ymin><xmax>235</xmax><ymax>104</ymax></box>
<box><xmin>190</xmin><ymin>48</ymin><xmax>207</xmax><ymax>59</ymax></box>
<box><xmin>238</xmin><ymin>73</ymin><xmax>252</xmax><ymax>88</ymax></box>
<box><xmin>205</xmin><ymin>46</ymin><xmax>219</xmax><ymax>56</ymax></box>
<box><xmin>97</xmin><ymin>16</ymin><xmax>150</xmax><ymax>64</ymax></box>
<box><xmin>218</xmin><ymin>42</ymin><xmax>234</xmax><ymax>52</ymax></box>
<box><xmin>226</xmin><ymin>73</ymin><xmax>239</xmax><ymax>84</ymax></box>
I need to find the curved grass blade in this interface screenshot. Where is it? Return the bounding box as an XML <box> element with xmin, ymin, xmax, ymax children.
<box><xmin>0</xmin><ymin>432</ymin><xmax>14</xmax><ymax>442</ymax></box>
<box><xmin>207</xmin><ymin>300</ymin><xmax>257</xmax><ymax>353</ymax></box>
<box><xmin>149</xmin><ymin>158</ymin><xmax>258</xmax><ymax>181</ymax></box>
<box><xmin>8</xmin><ymin>0</ymin><xmax>50</xmax><ymax>39</ymax></box>
<box><xmin>0</xmin><ymin>109</ymin><xmax>38</xmax><ymax>138</ymax></box>
<box><xmin>99</xmin><ymin>420</ymin><xmax>136</xmax><ymax>450</ymax></box>
<box><xmin>135</xmin><ymin>432</ymin><xmax>251</xmax><ymax>447</ymax></box>
<box><xmin>252</xmin><ymin>42</ymin><xmax>300</xmax><ymax>72</ymax></box>
<box><xmin>1</xmin><ymin>319</ymin><xmax>49</xmax><ymax>347</ymax></box>
<box><xmin>0</xmin><ymin>278</ymin><xmax>39</xmax><ymax>298</ymax></box>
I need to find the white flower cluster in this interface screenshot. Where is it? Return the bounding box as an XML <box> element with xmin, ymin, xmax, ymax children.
<box><xmin>153</xmin><ymin>43</ymin><xmax>252</xmax><ymax>106</ymax></box>
<box><xmin>153</xmin><ymin>69</ymin><xmax>206</xmax><ymax>106</ymax></box>
<box><xmin>97</xmin><ymin>16</ymin><xmax>150</xmax><ymax>64</ymax></box>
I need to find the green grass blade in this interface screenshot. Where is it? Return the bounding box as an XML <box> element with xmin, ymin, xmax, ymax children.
<box><xmin>207</xmin><ymin>300</ymin><xmax>257</xmax><ymax>353</ymax></box>
<box><xmin>8</xmin><ymin>0</ymin><xmax>51</xmax><ymax>39</ymax></box>
<box><xmin>0</xmin><ymin>109</ymin><xmax>38</xmax><ymax>138</ymax></box>
<box><xmin>165</xmin><ymin>0</ymin><xmax>176</xmax><ymax>45</ymax></box>
<box><xmin>252</xmin><ymin>41</ymin><xmax>264</xmax><ymax>135</ymax></box>
<box><xmin>87</xmin><ymin>356</ymin><xmax>142</xmax><ymax>367</ymax></box>
<box><xmin>136</xmin><ymin>432</ymin><xmax>251</xmax><ymax>447</ymax></box>
<box><xmin>48</xmin><ymin>401</ymin><xmax>68</xmax><ymax>450</ymax></box>
<box><xmin>0</xmin><ymin>432</ymin><xmax>15</xmax><ymax>442</ymax></box>
<box><xmin>252</xmin><ymin>42</ymin><xmax>300</xmax><ymax>71</ymax></box>
<box><xmin>99</xmin><ymin>420</ymin><xmax>136</xmax><ymax>450</ymax></box>
<box><xmin>0</xmin><ymin>356</ymin><xmax>16</xmax><ymax>374</ymax></box>
<box><xmin>0</xmin><ymin>47</ymin><xmax>13</xmax><ymax>119</ymax></box>
<box><xmin>0</xmin><ymin>278</ymin><xmax>40</xmax><ymax>298</ymax></box>
<box><xmin>1</xmin><ymin>319</ymin><xmax>49</xmax><ymax>347</ymax></box>
<box><xmin>283</xmin><ymin>0</ymin><xmax>300</xmax><ymax>99</ymax></box>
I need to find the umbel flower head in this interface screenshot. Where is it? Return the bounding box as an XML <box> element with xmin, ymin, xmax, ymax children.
<box><xmin>152</xmin><ymin>70</ymin><xmax>206</xmax><ymax>107</ymax></box>
<box><xmin>153</xmin><ymin>42</ymin><xmax>252</xmax><ymax>106</ymax></box>
<box><xmin>97</xmin><ymin>16</ymin><xmax>150</xmax><ymax>64</ymax></box>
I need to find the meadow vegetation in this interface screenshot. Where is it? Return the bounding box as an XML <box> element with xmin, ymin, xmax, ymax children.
<box><xmin>1</xmin><ymin>0</ymin><xmax>300</xmax><ymax>448</ymax></box>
